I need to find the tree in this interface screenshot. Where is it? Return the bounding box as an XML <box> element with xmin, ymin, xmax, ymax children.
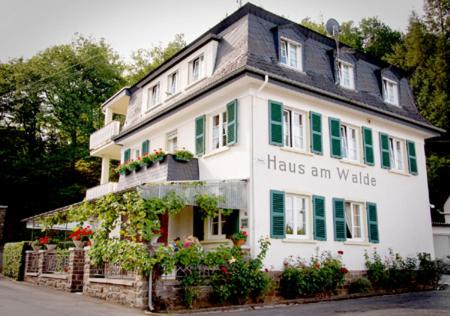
<box><xmin>126</xmin><ymin>34</ymin><xmax>186</xmax><ymax>85</ymax></box>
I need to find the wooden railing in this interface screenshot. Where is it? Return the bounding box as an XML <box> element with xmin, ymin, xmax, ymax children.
<box><xmin>89</xmin><ymin>120</ymin><xmax>120</xmax><ymax>150</ymax></box>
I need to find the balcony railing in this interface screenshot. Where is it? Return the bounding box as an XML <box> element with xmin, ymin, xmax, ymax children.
<box><xmin>89</xmin><ymin>120</ymin><xmax>121</xmax><ymax>151</ymax></box>
<box><xmin>86</xmin><ymin>182</ymin><xmax>117</xmax><ymax>200</ymax></box>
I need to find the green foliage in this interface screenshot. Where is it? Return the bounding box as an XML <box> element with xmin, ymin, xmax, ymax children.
<box><xmin>417</xmin><ymin>252</ymin><xmax>445</xmax><ymax>288</ymax></box>
<box><xmin>174</xmin><ymin>149</ymin><xmax>194</xmax><ymax>161</ymax></box>
<box><xmin>348</xmin><ymin>277</ymin><xmax>373</xmax><ymax>294</ymax></box>
<box><xmin>3</xmin><ymin>242</ymin><xmax>27</xmax><ymax>280</ymax></box>
<box><xmin>279</xmin><ymin>251</ymin><xmax>347</xmax><ymax>299</ymax></box>
<box><xmin>126</xmin><ymin>34</ymin><xmax>186</xmax><ymax>85</ymax></box>
<box><xmin>195</xmin><ymin>193</ymin><xmax>230</xmax><ymax>219</ymax></box>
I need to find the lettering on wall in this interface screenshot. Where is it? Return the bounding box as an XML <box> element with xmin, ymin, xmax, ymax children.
<box><xmin>266</xmin><ymin>154</ymin><xmax>377</xmax><ymax>187</ymax></box>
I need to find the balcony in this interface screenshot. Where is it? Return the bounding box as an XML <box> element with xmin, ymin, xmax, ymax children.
<box><xmin>89</xmin><ymin>120</ymin><xmax>121</xmax><ymax>159</ymax></box>
<box><xmin>86</xmin><ymin>182</ymin><xmax>118</xmax><ymax>200</ymax></box>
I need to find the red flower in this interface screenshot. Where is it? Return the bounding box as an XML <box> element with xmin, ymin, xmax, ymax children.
<box><xmin>183</xmin><ymin>242</ymin><xmax>191</xmax><ymax>248</ymax></box>
<box><xmin>338</xmin><ymin>250</ymin><xmax>344</xmax><ymax>255</ymax></box>
<box><xmin>39</xmin><ymin>236</ymin><xmax>49</xmax><ymax>245</ymax></box>
<box><xmin>340</xmin><ymin>267</ymin><xmax>349</xmax><ymax>274</ymax></box>
<box><xmin>220</xmin><ymin>266</ymin><xmax>228</xmax><ymax>274</ymax></box>
<box><xmin>243</xmin><ymin>231</ymin><xmax>248</xmax><ymax>237</ymax></box>
<box><xmin>264</xmin><ymin>268</ymin><xmax>269</xmax><ymax>272</ymax></box>
<box><xmin>314</xmin><ymin>262</ymin><xmax>321</xmax><ymax>269</ymax></box>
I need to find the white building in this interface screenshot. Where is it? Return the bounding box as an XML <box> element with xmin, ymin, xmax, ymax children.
<box><xmin>30</xmin><ymin>3</ymin><xmax>443</xmax><ymax>271</ymax></box>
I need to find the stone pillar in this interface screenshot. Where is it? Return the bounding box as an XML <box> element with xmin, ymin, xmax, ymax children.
<box><xmin>67</xmin><ymin>248</ymin><xmax>85</xmax><ymax>292</ymax></box>
<box><xmin>38</xmin><ymin>250</ymin><xmax>46</xmax><ymax>275</ymax></box>
<box><xmin>104</xmin><ymin>107</ymin><xmax>113</xmax><ymax>125</ymax></box>
<box><xmin>100</xmin><ymin>157</ymin><xmax>110</xmax><ymax>185</ymax></box>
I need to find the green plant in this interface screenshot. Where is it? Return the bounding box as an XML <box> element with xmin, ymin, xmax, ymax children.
<box><xmin>195</xmin><ymin>193</ymin><xmax>229</xmax><ymax>219</ymax></box>
<box><xmin>417</xmin><ymin>252</ymin><xmax>443</xmax><ymax>289</ymax></box>
<box><xmin>364</xmin><ymin>249</ymin><xmax>388</xmax><ymax>288</ymax></box>
<box><xmin>127</xmin><ymin>160</ymin><xmax>141</xmax><ymax>172</ymax></box>
<box><xmin>3</xmin><ymin>242</ymin><xmax>27</xmax><ymax>280</ymax></box>
<box><xmin>348</xmin><ymin>277</ymin><xmax>373</xmax><ymax>294</ymax></box>
<box><xmin>153</xmin><ymin>148</ymin><xmax>166</xmax><ymax>161</ymax></box>
<box><xmin>142</xmin><ymin>153</ymin><xmax>154</xmax><ymax>166</ymax></box>
<box><xmin>231</xmin><ymin>229</ymin><xmax>248</xmax><ymax>242</ymax></box>
<box><xmin>174</xmin><ymin>148</ymin><xmax>194</xmax><ymax>161</ymax></box>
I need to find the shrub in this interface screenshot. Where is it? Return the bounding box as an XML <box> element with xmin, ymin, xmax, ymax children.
<box><xmin>348</xmin><ymin>277</ymin><xmax>372</xmax><ymax>294</ymax></box>
<box><xmin>364</xmin><ymin>250</ymin><xmax>388</xmax><ymax>288</ymax></box>
<box><xmin>3</xmin><ymin>242</ymin><xmax>27</xmax><ymax>280</ymax></box>
<box><xmin>279</xmin><ymin>251</ymin><xmax>348</xmax><ymax>299</ymax></box>
<box><xmin>417</xmin><ymin>252</ymin><xmax>444</xmax><ymax>289</ymax></box>
<box><xmin>174</xmin><ymin>149</ymin><xmax>194</xmax><ymax>161</ymax></box>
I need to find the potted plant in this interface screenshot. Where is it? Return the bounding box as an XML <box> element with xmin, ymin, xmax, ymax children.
<box><xmin>231</xmin><ymin>229</ymin><xmax>248</xmax><ymax>247</ymax></box>
<box><xmin>153</xmin><ymin>148</ymin><xmax>166</xmax><ymax>163</ymax></box>
<box><xmin>40</xmin><ymin>236</ymin><xmax>58</xmax><ymax>251</ymax></box>
<box><xmin>142</xmin><ymin>153</ymin><xmax>154</xmax><ymax>168</ymax></box>
<box><xmin>174</xmin><ymin>148</ymin><xmax>194</xmax><ymax>162</ymax></box>
<box><xmin>31</xmin><ymin>239</ymin><xmax>41</xmax><ymax>252</ymax></box>
<box><xmin>127</xmin><ymin>159</ymin><xmax>141</xmax><ymax>172</ymax></box>
<box><xmin>115</xmin><ymin>162</ymin><xmax>130</xmax><ymax>176</ymax></box>
<box><xmin>69</xmin><ymin>226</ymin><xmax>93</xmax><ymax>249</ymax></box>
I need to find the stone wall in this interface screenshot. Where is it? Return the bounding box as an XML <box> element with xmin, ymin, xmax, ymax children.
<box><xmin>82</xmin><ymin>249</ymin><xmax>149</xmax><ymax>309</ymax></box>
<box><xmin>24</xmin><ymin>248</ymin><xmax>85</xmax><ymax>292</ymax></box>
<box><xmin>0</xmin><ymin>206</ymin><xmax>7</xmax><ymax>271</ymax></box>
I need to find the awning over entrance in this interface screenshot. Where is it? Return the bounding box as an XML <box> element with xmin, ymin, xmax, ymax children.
<box><xmin>139</xmin><ymin>179</ymin><xmax>248</xmax><ymax>210</ymax></box>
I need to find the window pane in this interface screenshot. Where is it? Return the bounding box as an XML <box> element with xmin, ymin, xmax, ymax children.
<box><xmin>352</xmin><ymin>204</ymin><xmax>362</xmax><ymax>239</ymax></box>
<box><xmin>292</xmin><ymin>112</ymin><xmax>304</xmax><ymax>149</ymax></box>
<box><xmin>212</xmin><ymin>216</ymin><xmax>219</xmax><ymax>235</ymax></box>
<box><xmin>296</xmin><ymin>197</ymin><xmax>306</xmax><ymax>235</ymax></box>
<box><xmin>212</xmin><ymin>115</ymin><xmax>220</xmax><ymax>149</ymax></box>
<box><xmin>280</xmin><ymin>40</ymin><xmax>287</xmax><ymax>64</ymax></box>
<box><xmin>349</xmin><ymin>127</ymin><xmax>357</xmax><ymax>161</ymax></box>
<box><xmin>395</xmin><ymin>140</ymin><xmax>403</xmax><ymax>170</ymax></box>
<box><xmin>289</xmin><ymin>44</ymin><xmax>298</xmax><ymax>68</ymax></box>
<box><xmin>283</xmin><ymin>110</ymin><xmax>291</xmax><ymax>147</ymax></box>
<box><xmin>341</xmin><ymin>126</ymin><xmax>348</xmax><ymax>158</ymax></box>
<box><xmin>345</xmin><ymin>202</ymin><xmax>352</xmax><ymax>238</ymax></box>
<box><xmin>285</xmin><ymin>196</ymin><xmax>294</xmax><ymax>235</ymax></box>
<box><xmin>222</xmin><ymin>112</ymin><xmax>227</xmax><ymax>146</ymax></box>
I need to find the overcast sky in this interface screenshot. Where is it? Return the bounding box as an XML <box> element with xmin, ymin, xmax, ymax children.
<box><xmin>0</xmin><ymin>0</ymin><xmax>424</xmax><ymax>63</ymax></box>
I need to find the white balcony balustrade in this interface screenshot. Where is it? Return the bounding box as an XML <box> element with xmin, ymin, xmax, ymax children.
<box><xmin>86</xmin><ymin>182</ymin><xmax>118</xmax><ymax>200</ymax></box>
<box><xmin>89</xmin><ymin>120</ymin><xmax>121</xmax><ymax>151</ymax></box>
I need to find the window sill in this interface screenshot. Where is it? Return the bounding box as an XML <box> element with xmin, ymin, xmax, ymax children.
<box><xmin>165</xmin><ymin>91</ymin><xmax>182</xmax><ymax>102</ymax></box>
<box><xmin>202</xmin><ymin>146</ymin><xmax>230</xmax><ymax>159</ymax></box>
<box><xmin>186</xmin><ymin>76</ymin><xmax>207</xmax><ymax>91</ymax></box>
<box><xmin>344</xmin><ymin>241</ymin><xmax>371</xmax><ymax>246</ymax></box>
<box><xmin>201</xmin><ymin>239</ymin><xmax>231</xmax><ymax>245</ymax></box>
<box><xmin>280</xmin><ymin>147</ymin><xmax>313</xmax><ymax>157</ymax></box>
<box><xmin>279</xmin><ymin>63</ymin><xmax>305</xmax><ymax>74</ymax></box>
<box><xmin>388</xmin><ymin>169</ymin><xmax>410</xmax><ymax>177</ymax></box>
<box><xmin>339</xmin><ymin>159</ymin><xmax>366</xmax><ymax>168</ymax></box>
<box><xmin>282</xmin><ymin>238</ymin><xmax>316</xmax><ymax>244</ymax></box>
<box><xmin>142</xmin><ymin>102</ymin><xmax>163</xmax><ymax>116</ymax></box>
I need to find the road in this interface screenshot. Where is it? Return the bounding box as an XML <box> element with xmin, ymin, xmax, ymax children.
<box><xmin>1</xmin><ymin>276</ymin><xmax>450</xmax><ymax>316</ymax></box>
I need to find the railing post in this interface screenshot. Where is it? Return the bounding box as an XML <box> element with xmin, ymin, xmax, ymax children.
<box><xmin>68</xmin><ymin>248</ymin><xmax>85</xmax><ymax>292</ymax></box>
<box><xmin>38</xmin><ymin>250</ymin><xmax>46</xmax><ymax>275</ymax></box>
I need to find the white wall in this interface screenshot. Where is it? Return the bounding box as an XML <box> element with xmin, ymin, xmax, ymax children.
<box><xmin>432</xmin><ymin>226</ymin><xmax>450</xmax><ymax>260</ymax></box>
<box><xmin>250</xmin><ymin>83</ymin><xmax>435</xmax><ymax>271</ymax></box>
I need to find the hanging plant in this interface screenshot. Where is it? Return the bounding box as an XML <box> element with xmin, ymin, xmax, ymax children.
<box><xmin>195</xmin><ymin>193</ymin><xmax>230</xmax><ymax>219</ymax></box>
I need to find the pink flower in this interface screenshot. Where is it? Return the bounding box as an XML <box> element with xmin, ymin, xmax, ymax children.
<box><xmin>183</xmin><ymin>242</ymin><xmax>191</xmax><ymax>248</ymax></box>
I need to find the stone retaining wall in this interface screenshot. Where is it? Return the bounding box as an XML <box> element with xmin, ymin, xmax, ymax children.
<box><xmin>82</xmin><ymin>248</ymin><xmax>149</xmax><ymax>309</ymax></box>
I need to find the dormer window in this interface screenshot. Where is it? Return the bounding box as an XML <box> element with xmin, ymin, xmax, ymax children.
<box><xmin>382</xmin><ymin>78</ymin><xmax>399</xmax><ymax>106</ymax></box>
<box><xmin>168</xmin><ymin>71</ymin><xmax>178</xmax><ymax>95</ymax></box>
<box><xmin>280</xmin><ymin>39</ymin><xmax>302</xmax><ymax>70</ymax></box>
<box><xmin>146</xmin><ymin>83</ymin><xmax>160</xmax><ymax>110</ymax></box>
<box><xmin>189</xmin><ymin>55</ymin><xmax>204</xmax><ymax>84</ymax></box>
<box><xmin>338</xmin><ymin>61</ymin><xmax>355</xmax><ymax>90</ymax></box>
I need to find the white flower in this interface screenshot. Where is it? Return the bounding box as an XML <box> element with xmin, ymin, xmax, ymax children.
<box><xmin>229</xmin><ymin>257</ymin><xmax>236</xmax><ymax>264</ymax></box>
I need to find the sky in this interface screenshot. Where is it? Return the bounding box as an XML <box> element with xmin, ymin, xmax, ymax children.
<box><xmin>0</xmin><ymin>0</ymin><xmax>424</xmax><ymax>63</ymax></box>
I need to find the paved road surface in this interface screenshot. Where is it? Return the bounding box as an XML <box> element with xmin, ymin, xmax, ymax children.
<box><xmin>1</xmin><ymin>276</ymin><xmax>450</xmax><ymax>316</ymax></box>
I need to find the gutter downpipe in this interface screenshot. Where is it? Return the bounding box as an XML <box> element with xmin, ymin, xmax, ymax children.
<box><xmin>250</xmin><ymin>74</ymin><xmax>269</xmax><ymax>257</ymax></box>
<box><xmin>148</xmin><ymin>269</ymin><xmax>154</xmax><ymax>311</ymax></box>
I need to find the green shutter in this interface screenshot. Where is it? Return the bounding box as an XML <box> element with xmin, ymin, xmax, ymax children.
<box><xmin>406</xmin><ymin>140</ymin><xmax>418</xmax><ymax>175</ymax></box>
<box><xmin>310</xmin><ymin>112</ymin><xmax>323</xmax><ymax>155</ymax></box>
<box><xmin>227</xmin><ymin>99</ymin><xmax>238</xmax><ymax>145</ymax></box>
<box><xmin>362</xmin><ymin>127</ymin><xmax>374</xmax><ymax>166</ymax></box>
<box><xmin>195</xmin><ymin>115</ymin><xmax>205</xmax><ymax>156</ymax></box>
<box><xmin>329</xmin><ymin>117</ymin><xmax>341</xmax><ymax>158</ymax></box>
<box><xmin>379</xmin><ymin>133</ymin><xmax>391</xmax><ymax>169</ymax></box>
<box><xmin>313</xmin><ymin>195</ymin><xmax>326</xmax><ymax>241</ymax></box>
<box><xmin>141</xmin><ymin>140</ymin><xmax>150</xmax><ymax>156</ymax></box>
<box><xmin>333</xmin><ymin>198</ymin><xmax>346</xmax><ymax>241</ymax></box>
<box><xmin>367</xmin><ymin>202</ymin><xmax>379</xmax><ymax>243</ymax></box>
<box><xmin>270</xmin><ymin>190</ymin><xmax>285</xmax><ymax>239</ymax></box>
<box><xmin>269</xmin><ymin>100</ymin><xmax>283</xmax><ymax>146</ymax></box>
<box><xmin>123</xmin><ymin>149</ymin><xmax>131</xmax><ymax>162</ymax></box>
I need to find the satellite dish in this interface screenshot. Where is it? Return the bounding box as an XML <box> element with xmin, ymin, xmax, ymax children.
<box><xmin>326</xmin><ymin>18</ymin><xmax>340</xmax><ymax>37</ymax></box>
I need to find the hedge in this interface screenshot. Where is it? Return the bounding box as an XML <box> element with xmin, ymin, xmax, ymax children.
<box><xmin>3</xmin><ymin>242</ymin><xmax>27</xmax><ymax>280</ymax></box>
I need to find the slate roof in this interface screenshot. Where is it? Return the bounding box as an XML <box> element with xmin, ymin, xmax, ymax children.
<box><xmin>115</xmin><ymin>2</ymin><xmax>441</xmax><ymax>141</ymax></box>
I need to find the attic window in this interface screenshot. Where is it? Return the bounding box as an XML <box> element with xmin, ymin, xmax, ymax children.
<box><xmin>382</xmin><ymin>78</ymin><xmax>399</xmax><ymax>106</ymax></box>
<box><xmin>280</xmin><ymin>39</ymin><xmax>302</xmax><ymax>71</ymax></box>
<box><xmin>338</xmin><ymin>61</ymin><xmax>355</xmax><ymax>90</ymax></box>
<box><xmin>189</xmin><ymin>55</ymin><xmax>204</xmax><ymax>84</ymax></box>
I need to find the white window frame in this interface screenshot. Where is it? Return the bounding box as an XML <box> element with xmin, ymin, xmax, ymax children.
<box><xmin>279</xmin><ymin>38</ymin><xmax>303</xmax><ymax>71</ymax></box>
<box><xmin>189</xmin><ymin>54</ymin><xmax>204</xmax><ymax>84</ymax></box>
<box><xmin>338</xmin><ymin>60</ymin><xmax>355</xmax><ymax>90</ymax></box>
<box><xmin>166</xmin><ymin>130</ymin><xmax>178</xmax><ymax>153</ymax></box>
<box><xmin>345</xmin><ymin>201</ymin><xmax>365</xmax><ymax>242</ymax></box>
<box><xmin>146</xmin><ymin>83</ymin><xmax>160</xmax><ymax>111</ymax></box>
<box><xmin>340</xmin><ymin>123</ymin><xmax>360</xmax><ymax>162</ymax></box>
<box><xmin>389</xmin><ymin>136</ymin><xmax>405</xmax><ymax>171</ymax></box>
<box><xmin>382</xmin><ymin>77</ymin><xmax>399</xmax><ymax>106</ymax></box>
<box><xmin>167</xmin><ymin>71</ymin><xmax>179</xmax><ymax>95</ymax></box>
<box><xmin>285</xmin><ymin>193</ymin><xmax>310</xmax><ymax>240</ymax></box>
<box><xmin>282</xmin><ymin>107</ymin><xmax>307</xmax><ymax>151</ymax></box>
<box><xmin>208</xmin><ymin>210</ymin><xmax>226</xmax><ymax>240</ymax></box>
<box><xmin>210</xmin><ymin>110</ymin><xmax>228</xmax><ymax>151</ymax></box>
